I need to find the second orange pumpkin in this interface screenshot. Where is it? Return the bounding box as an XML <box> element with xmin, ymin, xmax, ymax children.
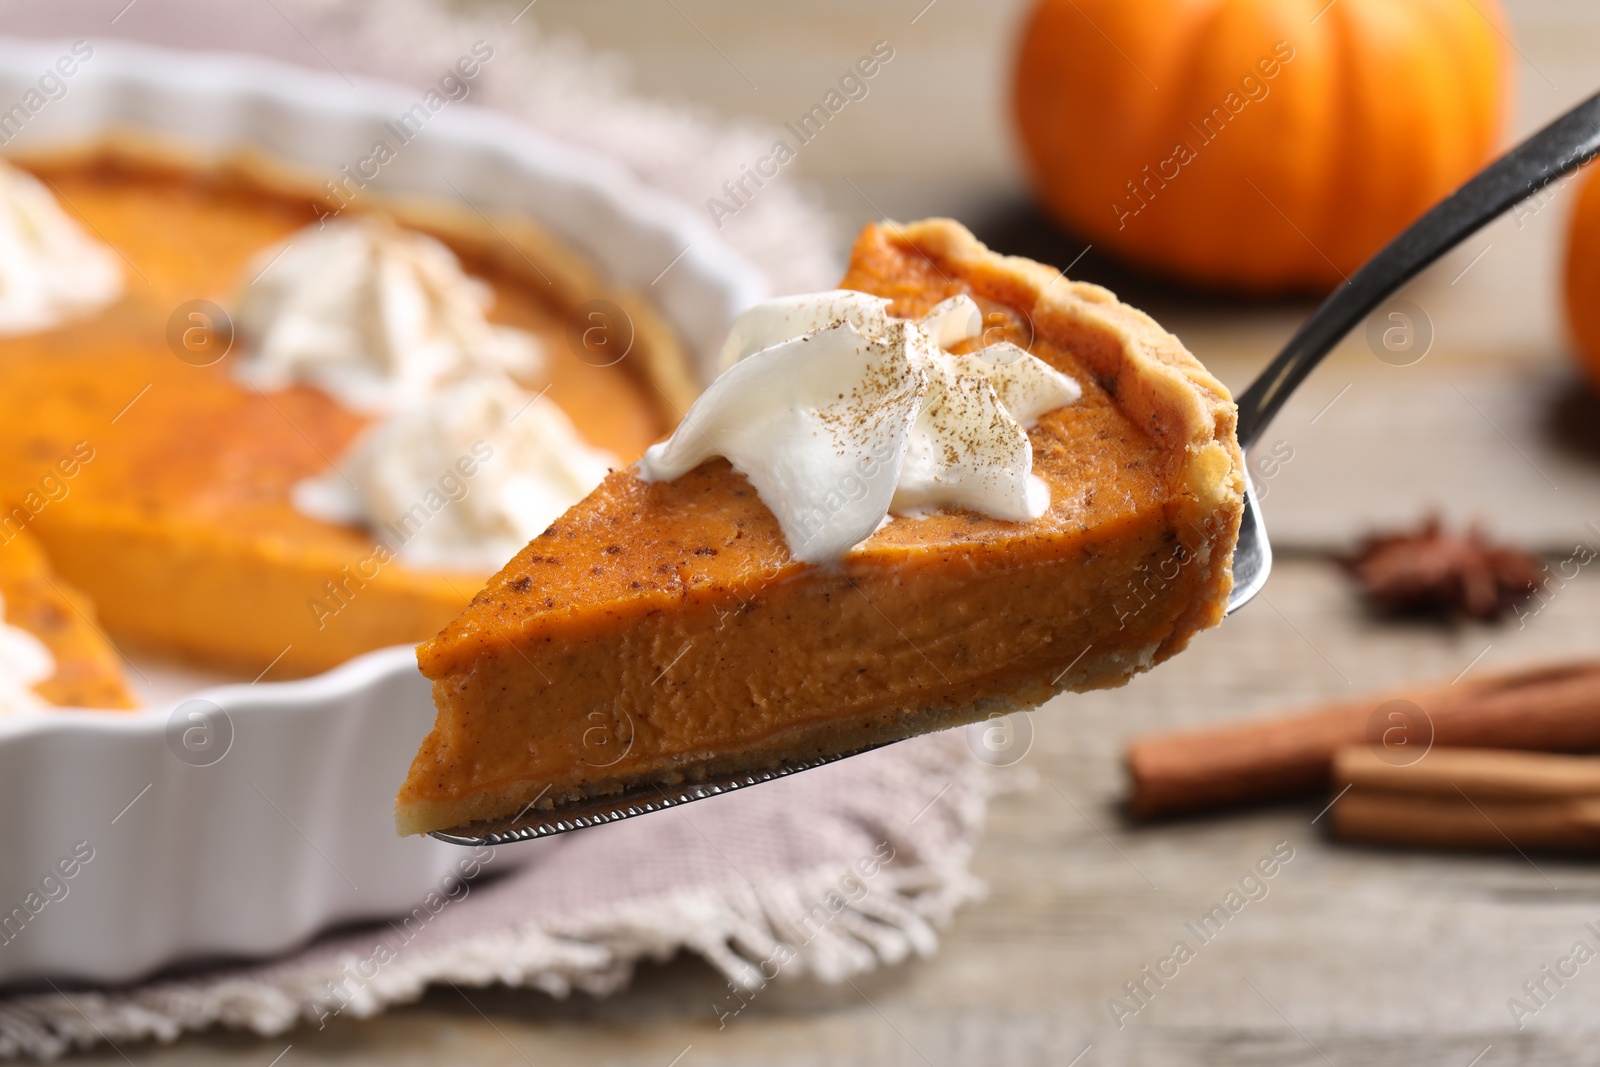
<box><xmin>1563</xmin><ymin>163</ymin><xmax>1600</xmax><ymax>391</ymax></box>
<box><xmin>1013</xmin><ymin>0</ymin><xmax>1511</xmax><ymax>293</ymax></box>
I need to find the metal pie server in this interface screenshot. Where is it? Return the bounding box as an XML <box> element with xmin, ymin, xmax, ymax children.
<box><xmin>1227</xmin><ymin>88</ymin><xmax>1600</xmax><ymax>616</ymax></box>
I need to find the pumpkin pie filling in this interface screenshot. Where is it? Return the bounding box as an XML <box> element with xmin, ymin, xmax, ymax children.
<box><xmin>399</xmin><ymin>219</ymin><xmax>1243</xmax><ymax>835</ymax></box>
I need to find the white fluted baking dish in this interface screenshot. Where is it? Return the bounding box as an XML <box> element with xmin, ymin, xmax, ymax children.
<box><xmin>0</xmin><ymin>37</ymin><xmax>760</xmax><ymax>985</ymax></box>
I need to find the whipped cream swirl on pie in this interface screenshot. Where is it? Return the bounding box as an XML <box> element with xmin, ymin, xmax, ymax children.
<box><xmin>638</xmin><ymin>290</ymin><xmax>1081</xmax><ymax>563</ymax></box>
<box><xmin>294</xmin><ymin>376</ymin><xmax>617</xmax><ymax>572</ymax></box>
<box><xmin>0</xmin><ymin>160</ymin><xmax>123</xmax><ymax>336</ymax></box>
<box><xmin>0</xmin><ymin>592</ymin><xmax>53</xmax><ymax>716</ymax></box>
<box><xmin>235</xmin><ymin>216</ymin><xmax>541</xmax><ymax>413</ymax></box>
<box><xmin>243</xmin><ymin>216</ymin><xmax>617</xmax><ymax>570</ymax></box>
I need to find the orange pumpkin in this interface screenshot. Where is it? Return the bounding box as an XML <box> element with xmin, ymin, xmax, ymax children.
<box><xmin>1012</xmin><ymin>0</ymin><xmax>1511</xmax><ymax>293</ymax></box>
<box><xmin>1565</xmin><ymin>164</ymin><xmax>1600</xmax><ymax>390</ymax></box>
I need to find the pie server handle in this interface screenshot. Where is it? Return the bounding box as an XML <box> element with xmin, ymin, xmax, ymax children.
<box><xmin>1234</xmin><ymin>88</ymin><xmax>1600</xmax><ymax>449</ymax></box>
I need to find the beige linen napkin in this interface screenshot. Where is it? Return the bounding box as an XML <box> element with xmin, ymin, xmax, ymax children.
<box><xmin>0</xmin><ymin>734</ymin><xmax>991</xmax><ymax>1058</ymax></box>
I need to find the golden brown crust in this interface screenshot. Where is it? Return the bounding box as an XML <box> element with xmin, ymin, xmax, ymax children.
<box><xmin>879</xmin><ymin>220</ymin><xmax>1242</xmax><ymax>497</ymax></box>
<box><xmin>398</xmin><ymin>690</ymin><xmax>1017</xmax><ymax>837</ymax></box>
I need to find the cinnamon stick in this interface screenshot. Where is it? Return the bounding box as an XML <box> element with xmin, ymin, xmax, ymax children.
<box><xmin>1328</xmin><ymin>746</ymin><xmax>1600</xmax><ymax>854</ymax></box>
<box><xmin>1332</xmin><ymin>793</ymin><xmax>1600</xmax><ymax>853</ymax></box>
<box><xmin>1124</xmin><ymin>660</ymin><xmax>1600</xmax><ymax>819</ymax></box>
<box><xmin>1334</xmin><ymin>745</ymin><xmax>1600</xmax><ymax>800</ymax></box>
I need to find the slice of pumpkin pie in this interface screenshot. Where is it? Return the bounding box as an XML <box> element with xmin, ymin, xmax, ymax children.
<box><xmin>0</xmin><ymin>527</ymin><xmax>134</xmax><ymax>711</ymax></box>
<box><xmin>397</xmin><ymin>218</ymin><xmax>1244</xmax><ymax>836</ymax></box>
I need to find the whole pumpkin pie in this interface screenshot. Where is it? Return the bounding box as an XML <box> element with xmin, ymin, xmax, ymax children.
<box><xmin>0</xmin><ymin>146</ymin><xmax>692</xmax><ymax>683</ymax></box>
<box><xmin>398</xmin><ymin>218</ymin><xmax>1244</xmax><ymax>836</ymax></box>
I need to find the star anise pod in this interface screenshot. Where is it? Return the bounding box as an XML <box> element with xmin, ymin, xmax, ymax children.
<box><xmin>1340</xmin><ymin>517</ymin><xmax>1542</xmax><ymax>622</ymax></box>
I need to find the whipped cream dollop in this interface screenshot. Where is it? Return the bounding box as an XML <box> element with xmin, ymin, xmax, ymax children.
<box><xmin>638</xmin><ymin>290</ymin><xmax>1081</xmax><ymax>563</ymax></box>
<box><xmin>0</xmin><ymin>160</ymin><xmax>123</xmax><ymax>335</ymax></box>
<box><xmin>295</xmin><ymin>375</ymin><xmax>617</xmax><ymax>571</ymax></box>
<box><xmin>0</xmin><ymin>594</ymin><xmax>53</xmax><ymax>716</ymax></box>
<box><xmin>234</xmin><ymin>216</ymin><xmax>541</xmax><ymax>413</ymax></box>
